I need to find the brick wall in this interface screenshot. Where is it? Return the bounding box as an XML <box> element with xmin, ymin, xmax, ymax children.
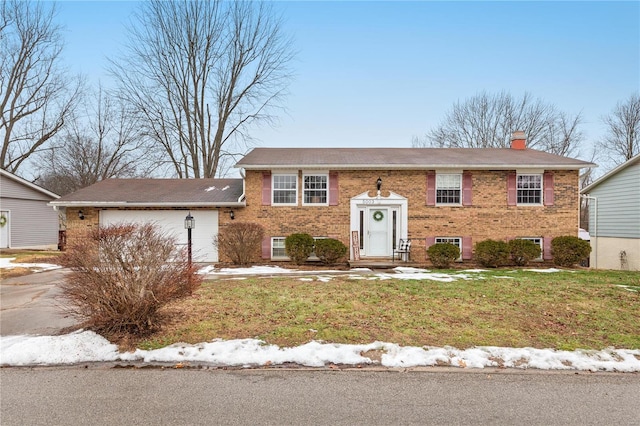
<box><xmin>240</xmin><ymin>169</ymin><xmax>580</xmax><ymax>262</ymax></box>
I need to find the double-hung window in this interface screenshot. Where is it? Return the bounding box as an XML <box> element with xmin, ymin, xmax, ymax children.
<box><xmin>303</xmin><ymin>174</ymin><xmax>328</xmax><ymax>205</ymax></box>
<box><xmin>435</xmin><ymin>237</ymin><xmax>462</xmax><ymax>260</ymax></box>
<box><xmin>271</xmin><ymin>237</ymin><xmax>287</xmax><ymax>259</ymax></box>
<box><xmin>436</xmin><ymin>174</ymin><xmax>462</xmax><ymax>205</ymax></box>
<box><xmin>517</xmin><ymin>174</ymin><xmax>542</xmax><ymax>205</ymax></box>
<box><xmin>272</xmin><ymin>174</ymin><xmax>297</xmax><ymax>205</ymax></box>
<box><xmin>518</xmin><ymin>237</ymin><xmax>543</xmax><ymax>260</ymax></box>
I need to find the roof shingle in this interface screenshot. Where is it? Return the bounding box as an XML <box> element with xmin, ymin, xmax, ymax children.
<box><xmin>235</xmin><ymin>148</ymin><xmax>595</xmax><ymax>170</ymax></box>
<box><xmin>51</xmin><ymin>178</ymin><xmax>244</xmax><ymax>207</ymax></box>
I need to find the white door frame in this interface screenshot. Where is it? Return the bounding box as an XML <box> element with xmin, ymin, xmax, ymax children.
<box><xmin>0</xmin><ymin>210</ymin><xmax>10</xmax><ymax>248</ymax></box>
<box><xmin>350</xmin><ymin>191</ymin><xmax>408</xmax><ymax>260</ymax></box>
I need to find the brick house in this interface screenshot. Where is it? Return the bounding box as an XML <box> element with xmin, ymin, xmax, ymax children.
<box><xmin>235</xmin><ymin>134</ymin><xmax>594</xmax><ymax>263</ymax></box>
<box><xmin>52</xmin><ymin>133</ymin><xmax>594</xmax><ymax>264</ymax></box>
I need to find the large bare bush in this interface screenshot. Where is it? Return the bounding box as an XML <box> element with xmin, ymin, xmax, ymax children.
<box><xmin>60</xmin><ymin>223</ymin><xmax>202</xmax><ymax>335</ymax></box>
<box><xmin>214</xmin><ymin>222</ymin><xmax>264</xmax><ymax>266</ymax></box>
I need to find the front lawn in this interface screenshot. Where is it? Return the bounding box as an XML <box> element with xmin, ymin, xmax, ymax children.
<box><xmin>139</xmin><ymin>269</ymin><xmax>640</xmax><ymax>351</ymax></box>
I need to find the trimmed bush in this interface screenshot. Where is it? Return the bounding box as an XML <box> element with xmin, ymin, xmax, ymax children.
<box><xmin>314</xmin><ymin>238</ymin><xmax>348</xmax><ymax>265</ymax></box>
<box><xmin>474</xmin><ymin>239</ymin><xmax>510</xmax><ymax>268</ymax></box>
<box><xmin>551</xmin><ymin>236</ymin><xmax>591</xmax><ymax>267</ymax></box>
<box><xmin>285</xmin><ymin>233</ymin><xmax>314</xmax><ymax>265</ymax></box>
<box><xmin>427</xmin><ymin>243</ymin><xmax>460</xmax><ymax>269</ymax></box>
<box><xmin>215</xmin><ymin>222</ymin><xmax>264</xmax><ymax>266</ymax></box>
<box><xmin>508</xmin><ymin>239</ymin><xmax>542</xmax><ymax>266</ymax></box>
<box><xmin>60</xmin><ymin>223</ymin><xmax>202</xmax><ymax>335</ymax></box>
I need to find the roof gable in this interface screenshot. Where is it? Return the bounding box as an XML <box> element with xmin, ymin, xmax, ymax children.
<box><xmin>581</xmin><ymin>154</ymin><xmax>640</xmax><ymax>194</ymax></box>
<box><xmin>0</xmin><ymin>169</ymin><xmax>59</xmax><ymax>200</ymax></box>
<box><xmin>235</xmin><ymin>148</ymin><xmax>595</xmax><ymax>170</ymax></box>
<box><xmin>51</xmin><ymin>178</ymin><xmax>245</xmax><ymax>207</ymax></box>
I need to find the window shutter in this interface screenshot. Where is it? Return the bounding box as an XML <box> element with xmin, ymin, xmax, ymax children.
<box><xmin>329</xmin><ymin>171</ymin><xmax>339</xmax><ymax>206</ymax></box>
<box><xmin>262</xmin><ymin>237</ymin><xmax>271</xmax><ymax>259</ymax></box>
<box><xmin>425</xmin><ymin>237</ymin><xmax>435</xmax><ymax>259</ymax></box>
<box><xmin>543</xmin><ymin>236</ymin><xmax>553</xmax><ymax>260</ymax></box>
<box><xmin>543</xmin><ymin>172</ymin><xmax>554</xmax><ymax>206</ymax></box>
<box><xmin>462</xmin><ymin>172</ymin><xmax>473</xmax><ymax>206</ymax></box>
<box><xmin>426</xmin><ymin>171</ymin><xmax>436</xmax><ymax>206</ymax></box>
<box><xmin>462</xmin><ymin>236</ymin><xmax>473</xmax><ymax>260</ymax></box>
<box><xmin>262</xmin><ymin>172</ymin><xmax>271</xmax><ymax>206</ymax></box>
<box><xmin>507</xmin><ymin>172</ymin><xmax>517</xmax><ymax>206</ymax></box>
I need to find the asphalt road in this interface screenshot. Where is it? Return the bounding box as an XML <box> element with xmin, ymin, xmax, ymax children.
<box><xmin>1</xmin><ymin>367</ymin><xmax>639</xmax><ymax>425</ymax></box>
<box><xmin>0</xmin><ymin>269</ymin><xmax>78</xmax><ymax>335</ymax></box>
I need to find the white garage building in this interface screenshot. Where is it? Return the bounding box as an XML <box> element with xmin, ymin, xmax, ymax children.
<box><xmin>51</xmin><ymin>179</ymin><xmax>245</xmax><ymax>263</ymax></box>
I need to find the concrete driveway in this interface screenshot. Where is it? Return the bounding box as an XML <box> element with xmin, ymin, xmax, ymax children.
<box><xmin>0</xmin><ymin>269</ymin><xmax>79</xmax><ymax>336</ymax></box>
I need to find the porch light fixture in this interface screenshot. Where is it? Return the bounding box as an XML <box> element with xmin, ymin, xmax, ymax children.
<box><xmin>229</xmin><ymin>210</ymin><xmax>235</xmax><ymax>220</ymax></box>
<box><xmin>78</xmin><ymin>210</ymin><xmax>85</xmax><ymax>220</ymax></box>
<box><xmin>376</xmin><ymin>177</ymin><xmax>382</xmax><ymax>191</ymax></box>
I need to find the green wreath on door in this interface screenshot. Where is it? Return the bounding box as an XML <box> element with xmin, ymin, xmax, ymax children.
<box><xmin>0</xmin><ymin>215</ymin><xmax>7</xmax><ymax>227</ymax></box>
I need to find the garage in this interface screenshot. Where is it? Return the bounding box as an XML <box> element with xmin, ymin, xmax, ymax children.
<box><xmin>100</xmin><ymin>210</ymin><xmax>219</xmax><ymax>262</ymax></box>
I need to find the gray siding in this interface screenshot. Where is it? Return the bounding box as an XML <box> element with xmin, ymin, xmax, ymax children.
<box><xmin>1</xmin><ymin>174</ymin><xmax>59</xmax><ymax>248</ymax></box>
<box><xmin>0</xmin><ymin>175</ymin><xmax>52</xmax><ymax>201</ymax></box>
<box><xmin>588</xmin><ymin>162</ymin><xmax>640</xmax><ymax>238</ymax></box>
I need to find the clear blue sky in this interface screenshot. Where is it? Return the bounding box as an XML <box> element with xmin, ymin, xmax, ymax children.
<box><xmin>56</xmin><ymin>1</ymin><xmax>639</xmax><ymax>160</ymax></box>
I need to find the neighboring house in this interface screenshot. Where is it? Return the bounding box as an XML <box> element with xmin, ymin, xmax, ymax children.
<box><xmin>0</xmin><ymin>169</ymin><xmax>60</xmax><ymax>250</ymax></box>
<box><xmin>235</xmin><ymin>133</ymin><xmax>594</xmax><ymax>263</ymax></box>
<box><xmin>53</xmin><ymin>133</ymin><xmax>595</xmax><ymax>265</ymax></box>
<box><xmin>581</xmin><ymin>154</ymin><xmax>640</xmax><ymax>271</ymax></box>
<box><xmin>50</xmin><ymin>179</ymin><xmax>245</xmax><ymax>262</ymax></box>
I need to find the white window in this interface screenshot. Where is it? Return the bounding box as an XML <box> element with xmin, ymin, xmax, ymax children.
<box><xmin>273</xmin><ymin>174</ymin><xmax>297</xmax><ymax>205</ymax></box>
<box><xmin>309</xmin><ymin>236</ymin><xmax>327</xmax><ymax>261</ymax></box>
<box><xmin>435</xmin><ymin>237</ymin><xmax>462</xmax><ymax>260</ymax></box>
<box><xmin>518</xmin><ymin>237</ymin><xmax>543</xmax><ymax>260</ymax></box>
<box><xmin>436</xmin><ymin>174</ymin><xmax>462</xmax><ymax>205</ymax></box>
<box><xmin>303</xmin><ymin>174</ymin><xmax>328</xmax><ymax>205</ymax></box>
<box><xmin>271</xmin><ymin>237</ymin><xmax>288</xmax><ymax>259</ymax></box>
<box><xmin>517</xmin><ymin>174</ymin><xmax>542</xmax><ymax>205</ymax></box>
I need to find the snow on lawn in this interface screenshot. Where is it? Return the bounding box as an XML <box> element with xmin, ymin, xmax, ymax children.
<box><xmin>4</xmin><ymin>263</ymin><xmax>636</xmax><ymax>371</ymax></box>
<box><xmin>1</xmin><ymin>330</ymin><xmax>639</xmax><ymax>372</ymax></box>
<box><xmin>0</xmin><ymin>257</ymin><xmax>61</xmax><ymax>272</ymax></box>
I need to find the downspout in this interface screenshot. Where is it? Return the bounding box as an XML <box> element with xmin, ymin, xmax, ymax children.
<box><xmin>238</xmin><ymin>168</ymin><xmax>246</xmax><ymax>204</ymax></box>
<box><xmin>581</xmin><ymin>195</ymin><xmax>597</xmax><ymax>269</ymax></box>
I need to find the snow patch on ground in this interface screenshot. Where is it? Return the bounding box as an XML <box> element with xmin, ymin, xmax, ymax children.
<box><xmin>0</xmin><ymin>257</ymin><xmax>61</xmax><ymax>272</ymax></box>
<box><xmin>2</xmin><ymin>331</ymin><xmax>639</xmax><ymax>372</ymax></box>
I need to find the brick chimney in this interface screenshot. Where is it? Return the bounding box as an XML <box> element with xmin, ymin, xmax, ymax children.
<box><xmin>511</xmin><ymin>131</ymin><xmax>526</xmax><ymax>150</ymax></box>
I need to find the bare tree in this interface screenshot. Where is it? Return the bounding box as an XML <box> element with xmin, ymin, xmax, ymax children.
<box><xmin>110</xmin><ymin>0</ymin><xmax>294</xmax><ymax>178</ymax></box>
<box><xmin>413</xmin><ymin>91</ymin><xmax>583</xmax><ymax>156</ymax></box>
<box><xmin>597</xmin><ymin>93</ymin><xmax>640</xmax><ymax>166</ymax></box>
<box><xmin>36</xmin><ymin>87</ymin><xmax>152</xmax><ymax>195</ymax></box>
<box><xmin>0</xmin><ymin>0</ymin><xmax>82</xmax><ymax>174</ymax></box>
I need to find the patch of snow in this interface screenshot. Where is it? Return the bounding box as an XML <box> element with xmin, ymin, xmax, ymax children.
<box><xmin>221</xmin><ymin>185</ymin><xmax>230</xmax><ymax>191</ymax></box>
<box><xmin>524</xmin><ymin>268</ymin><xmax>562</xmax><ymax>273</ymax></box>
<box><xmin>0</xmin><ymin>257</ymin><xmax>61</xmax><ymax>272</ymax></box>
<box><xmin>205</xmin><ymin>186</ymin><xmax>216</xmax><ymax>192</ymax></box>
<box><xmin>2</xmin><ymin>332</ymin><xmax>639</xmax><ymax>372</ymax></box>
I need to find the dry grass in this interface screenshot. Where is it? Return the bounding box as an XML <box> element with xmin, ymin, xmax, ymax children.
<box><xmin>136</xmin><ymin>269</ymin><xmax>640</xmax><ymax>351</ymax></box>
<box><xmin>0</xmin><ymin>250</ymin><xmax>63</xmax><ymax>279</ymax></box>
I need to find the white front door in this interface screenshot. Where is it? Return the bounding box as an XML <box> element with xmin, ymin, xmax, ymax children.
<box><xmin>367</xmin><ymin>207</ymin><xmax>390</xmax><ymax>257</ymax></box>
<box><xmin>0</xmin><ymin>211</ymin><xmax>8</xmax><ymax>248</ymax></box>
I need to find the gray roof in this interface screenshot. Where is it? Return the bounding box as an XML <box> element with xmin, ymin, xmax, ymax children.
<box><xmin>50</xmin><ymin>178</ymin><xmax>245</xmax><ymax>207</ymax></box>
<box><xmin>235</xmin><ymin>148</ymin><xmax>595</xmax><ymax>170</ymax></box>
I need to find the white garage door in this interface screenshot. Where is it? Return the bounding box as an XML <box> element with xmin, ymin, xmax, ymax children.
<box><xmin>100</xmin><ymin>210</ymin><xmax>218</xmax><ymax>262</ymax></box>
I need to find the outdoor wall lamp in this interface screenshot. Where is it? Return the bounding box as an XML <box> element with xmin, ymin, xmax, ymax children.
<box><xmin>376</xmin><ymin>177</ymin><xmax>382</xmax><ymax>191</ymax></box>
<box><xmin>229</xmin><ymin>210</ymin><xmax>235</xmax><ymax>220</ymax></box>
<box><xmin>78</xmin><ymin>210</ymin><xmax>85</xmax><ymax>220</ymax></box>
